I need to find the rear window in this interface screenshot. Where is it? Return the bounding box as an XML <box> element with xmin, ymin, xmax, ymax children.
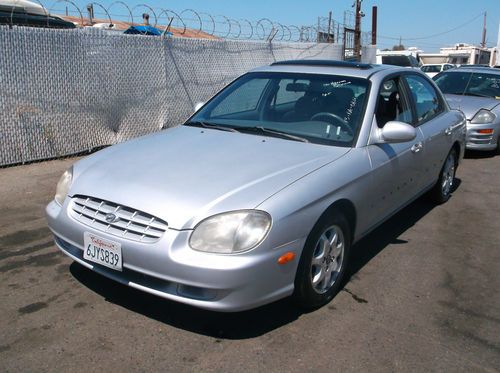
<box><xmin>434</xmin><ymin>71</ymin><xmax>500</xmax><ymax>98</ymax></box>
<box><xmin>422</xmin><ymin>65</ymin><xmax>441</xmax><ymax>73</ymax></box>
<box><xmin>382</xmin><ymin>55</ymin><xmax>412</xmax><ymax>67</ymax></box>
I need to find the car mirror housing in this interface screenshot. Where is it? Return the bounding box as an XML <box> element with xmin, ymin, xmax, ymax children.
<box><xmin>194</xmin><ymin>102</ymin><xmax>205</xmax><ymax>112</ymax></box>
<box><xmin>379</xmin><ymin>121</ymin><xmax>417</xmax><ymax>144</ymax></box>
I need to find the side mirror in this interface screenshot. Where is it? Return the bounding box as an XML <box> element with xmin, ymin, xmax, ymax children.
<box><xmin>379</xmin><ymin>121</ymin><xmax>417</xmax><ymax>143</ymax></box>
<box><xmin>194</xmin><ymin>102</ymin><xmax>205</xmax><ymax>112</ymax></box>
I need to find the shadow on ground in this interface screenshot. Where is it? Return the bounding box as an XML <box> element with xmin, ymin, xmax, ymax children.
<box><xmin>464</xmin><ymin>149</ymin><xmax>498</xmax><ymax>159</ymax></box>
<box><xmin>70</xmin><ymin>183</ymin><xmax>460</xmax><ymax>339</ymax></box>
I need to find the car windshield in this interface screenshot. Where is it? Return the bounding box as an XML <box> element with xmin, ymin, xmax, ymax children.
<box><xmin>187</xmin><ymin>72</ymin><xmax>369</xmax><ymax>147</ymax></box>
<box><xmin>422</xmin><ymin>65</ymin><xmax>441</xmax><ymax>73</ymax></box>
<box><xmin>434</xmin><ymin>71</ymin><xmax>500</xmax><ymax>98</ymax></box>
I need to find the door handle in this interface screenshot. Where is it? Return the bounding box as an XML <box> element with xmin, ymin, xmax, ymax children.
<box><xmin>444</xmin><ymin>127</ymin><xmax>453</xmax><ymax>136</ymax></box>
<box><xmin>411</xmin><ymin>142</ymin><xmax>423</xmax><ymax>153</ymax></box>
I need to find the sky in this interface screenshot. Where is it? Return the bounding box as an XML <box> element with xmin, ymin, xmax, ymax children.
<box><xmin>61</xmin><ymin>0</ymin><xmax>500</xmax><ymax>52</ymax></box>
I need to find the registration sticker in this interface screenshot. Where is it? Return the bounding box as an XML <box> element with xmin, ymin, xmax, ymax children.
<box><xmin>83</xmin><ymin>232</ymin><xmax>122</xmax><ymax>271</ymax></box>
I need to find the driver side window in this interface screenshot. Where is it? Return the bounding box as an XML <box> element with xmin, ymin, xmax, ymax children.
<box><xmin>375</xmin><ymin>77</ymin><xmax>413</xmax><ymax>128</ymax></box>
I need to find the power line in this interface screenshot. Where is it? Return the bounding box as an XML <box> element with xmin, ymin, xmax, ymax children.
<box><xmin>378</xmin><ymin>12</ymin><xmax>484</xmax><ymax>42</ymax></box>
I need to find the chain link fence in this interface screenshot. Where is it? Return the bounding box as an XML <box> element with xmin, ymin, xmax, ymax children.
<box><xmin>0</xmin><ymin>26</ymin><xmax>343</xmax><ymax>166</ymax></box>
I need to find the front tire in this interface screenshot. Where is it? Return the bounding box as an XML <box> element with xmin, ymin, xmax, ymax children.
<box><xmin>430</xmin><ymin>148</ymin><xmax>457</xmax><ymax>204</ymax></box>
<box><xmin>293</xmin><ymin>211</ymin><xmax>351</xmax><ymax>309</ymax></box>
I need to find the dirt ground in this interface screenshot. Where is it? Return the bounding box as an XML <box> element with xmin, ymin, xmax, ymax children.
<box><xmin>0</xmin><ymin>151</ymin><xmax>499</xmax><ymax>372</ymax></box>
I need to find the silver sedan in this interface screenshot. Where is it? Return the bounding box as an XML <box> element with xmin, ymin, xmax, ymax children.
<box><xmin>434</xmin><ymin>67</ymin><xmax>500</xmax><ymax>154</ymax></box>
<box><xmin>47</xmin><ymin>60</ymin><xmax>466</xmax><ymax>311</ymax></box>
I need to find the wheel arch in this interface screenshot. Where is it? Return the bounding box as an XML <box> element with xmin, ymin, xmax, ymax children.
<box><xmin>319</xmin><ymin>199</ymin><xmax>357</xmax><ymax>242</ymax></box>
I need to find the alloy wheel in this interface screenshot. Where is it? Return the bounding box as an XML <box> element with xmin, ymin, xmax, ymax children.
<box><xmin>441</xmin><ymin>153</ymin><xmax>456</xmax><ymax>196</ymax></box>
<box><xmin>310</xmin><ymin>225</ymin><xmax>344</xmax><ymax>294</ymax></box>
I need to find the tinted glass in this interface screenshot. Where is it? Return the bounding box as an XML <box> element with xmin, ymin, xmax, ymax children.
<box><xmin>376</xmin><ymin>78</ymin><xmax>413</xmax><ymax>128</ymax></box>
<box><xmin>422</xmin><ymin>65</ymin><xmax>441</xmax><ymax>73</ymax></box>
<box><xmin>211</xmin><ymin>78</ymin><xmax>270</xmax><ymax>116</ymax></box>
<box><xmin>382</xmin><ymin>55</ymin><xmax>411</xmax><ymax>67</ymax></box>
<box><xmin>275</xmin><ymin>78</ymin><xmax>308</xmax><ymax>105</ymax></box>
<box><xmin>406</xmin><ymin>75</ymin><xmax>442</xmax><ymax>123</ymax></box>
<box><xmin>409</xmin><ymin>56</ymin><xmax>420</xmax><ymax>67</ymax></box>
<box><xmin>189</xmin><ymin>72</ymin><xmax>370</xmax><ymax>147</ymax></box>
<box><xmin>434</xmin><ymin>71</ymin><xmax>500</xmax><ymax>98</ymax></box>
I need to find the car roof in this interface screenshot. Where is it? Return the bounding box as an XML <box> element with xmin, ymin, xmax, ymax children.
<box><xmin>376</xmin><ymin>50</ymin><xmax>414</xmax><ymax>56</ymax></box>
<box><xmin>445</xmin><ymin>67</ymin><xmax>500</xmax><ymax>75</ymax></box>
<box><xmin>250</xmin><ymin>60</ymin><xmax>398</xmax><ymax>79</ymax></box>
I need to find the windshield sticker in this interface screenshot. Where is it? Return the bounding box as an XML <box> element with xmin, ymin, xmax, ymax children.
<box><xmin>344</xmin><ymin>96</ymin><xmax>358</xmax><ymax>122</ymax></box>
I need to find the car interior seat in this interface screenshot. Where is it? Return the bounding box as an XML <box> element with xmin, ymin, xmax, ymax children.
<box><xmin>376</xmin><ymin>91</ymin><xmax>399</xmax><ymax>127</ymax></box>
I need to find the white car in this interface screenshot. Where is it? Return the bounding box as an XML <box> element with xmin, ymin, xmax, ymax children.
<box><xmin>376</xmin><ymin>51</ymin><xmax>421</xmax><ymax>68</ymax></box>
<box><xmin>421</xmin><ymin>64</ymin><xmax>455</xmax><ymax>78</ymax></box>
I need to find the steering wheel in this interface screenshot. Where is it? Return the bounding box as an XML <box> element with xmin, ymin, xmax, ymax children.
<box><xmin>310</xmin><ymin>112</ymin><xmax>354</xmax><ymax>136</ymax></box>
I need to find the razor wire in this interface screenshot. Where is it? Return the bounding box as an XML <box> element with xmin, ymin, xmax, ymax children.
<box><xmin>5</xmin><ymin>0</ymin><xmax>365</xmax><ymax>43</ymax></box>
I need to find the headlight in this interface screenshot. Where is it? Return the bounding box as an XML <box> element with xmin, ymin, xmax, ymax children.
<box><xmin>55</xmin><ymin>167</ymin><xmax>73</xmax><ymax>206</ymax></box>
<box><xmin>470</xmin><ymin>109</ymin><xmax>496</xmax><ymax>124</ymax></box>
<box><xmin>189</xmin><ymin>210</ymin><xmax>272</xmax><ymax>254</ymax></box>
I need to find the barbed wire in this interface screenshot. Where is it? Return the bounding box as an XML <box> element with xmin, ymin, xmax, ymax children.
<box><xmin>7</xmin><ymin>0</ymin><xmax>372</xmax><ymax>43</ymax></box>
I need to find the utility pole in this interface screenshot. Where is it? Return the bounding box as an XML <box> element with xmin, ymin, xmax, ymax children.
<box><xmin>317</xmin><ymin>16</ymin><xmax>321</xmax><ymax>43</ymax></box>
<box><xmin>481</xmin><ymin>11</ymin><xmax>487</xmax><ymax>48</ymax></box>
<box><xmin>371</xmin><ymin>6</ymin><xmax>377</xmax><ymax>45</ymax></box>
<box><xmin>327</xmin><ymin>11</ymin><xmax>333</xmax><ymax>43</ymax></box>
<box><xmin>354</xmin><ymin>0</ymin><xmax>363</xmax><ymax>60</ymax></box>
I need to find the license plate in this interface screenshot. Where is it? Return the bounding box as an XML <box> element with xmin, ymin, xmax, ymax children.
<box><xmin>83</xmin><ymin>232</ymin><xmax>122</xmax><ymax>271</ymax></box>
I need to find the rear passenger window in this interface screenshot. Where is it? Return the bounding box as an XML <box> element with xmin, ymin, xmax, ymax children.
<box><xmin>405</xmin><ymin>75</ymin><xmax>442</xmax><ymax>124</ymax></box>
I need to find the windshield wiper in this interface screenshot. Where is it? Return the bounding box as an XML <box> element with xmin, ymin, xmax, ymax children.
<box><xmin>463</xmin><ymin>92</ymin><xmax>492</xmax><ymax>98</ymax></box>
<box><xmin>237</xmin><ymin>126</ymin><xmax>309</xmax><ymax>143</ymax></box>
<box><xmin>184</xmin><ymin>121</ymin><xmax>239</xmax><ymax>133</ymax></box>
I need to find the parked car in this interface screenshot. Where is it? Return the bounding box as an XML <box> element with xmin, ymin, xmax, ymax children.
<box><xmin>421</xmin><ymin>63</ymin><xmax>455</xmax><ymax>78</ymax></box>
<box><xmin>433</xmin><ymin>67</ymin><xmax>500</xmax><ymax>153</ymax></box>
<box><xmin>376</xmin><ymin>51</ymin><xmax>421</xmax><ymax>68</ymax></box>
<box><xmin>0</xmin><ymin>0</ymin><xmax>76</xmax><ymax>28</ymax></box>
<box><xmin>47</xmin><ymin>60</ymin><xmax>466</xmax><ymax>312</ymax></box>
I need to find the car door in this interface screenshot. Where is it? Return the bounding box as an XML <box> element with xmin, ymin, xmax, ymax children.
<box><xmin>404</xmin><ymin>74</ymin><xmax>452</xmax><ymax>189</ymax></box>
<box><xmin>366</xmin><ymin>75</ymin><xmax>426</xmax><ymax>225</ymax></box>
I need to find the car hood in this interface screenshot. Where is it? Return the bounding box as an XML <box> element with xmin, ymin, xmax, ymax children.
<box><xmin>444</xmin><ymin>94</ymin><xmax>500</xmax><ymax>120</ymax></box>
<box><xmin>70</xmin><ymin>126</ymin><xmax>350</xmax><ymax>229</ymax></box>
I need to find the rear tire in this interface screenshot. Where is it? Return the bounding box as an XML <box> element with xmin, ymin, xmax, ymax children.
<box><xmin>430</xmin><ymin>148</ymin><xmax>457</xmax><ymax>204</ymax></box>
<box><xmin>293</xmin><ymin>211</ymin><xmax>351</xmax><ymax>309</ymax></box>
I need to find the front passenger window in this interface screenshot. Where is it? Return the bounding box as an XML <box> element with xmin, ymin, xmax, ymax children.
<box><xmin>405</xmin><ymin>75</ymin><xmax>442</xmax><ymax>124</ymax></box>
<box><xmin>375</xmin><ymin>78</ymin><xmax>413</xmax><ymax>128</ymax></box>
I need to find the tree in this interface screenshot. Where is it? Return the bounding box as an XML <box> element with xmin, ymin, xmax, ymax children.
<box><xmin>392</xmin><ymin>44</ymin><xmax>406</xmax><ymax>51</ymax></box>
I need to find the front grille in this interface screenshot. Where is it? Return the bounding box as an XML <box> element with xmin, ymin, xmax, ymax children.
<box><xmin>70</xmin><ymin>195</ymin><xmax>168</xmax><ymax>243</ymax></box>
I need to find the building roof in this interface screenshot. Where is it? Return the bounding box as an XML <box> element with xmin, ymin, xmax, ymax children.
<box><xmin>59</xmin><ymin>15</ymin><xmax>219</xmax><ymax>39</ymax></box>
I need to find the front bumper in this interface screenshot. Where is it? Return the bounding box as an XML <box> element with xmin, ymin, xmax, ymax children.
<box><xmin>46</xmin><ymin>200</ymin><xmax>303</xmax><ymax>312</ymax></box>
<box><xmin>466</xmin><ymin>121</ymin><xmax>500</xmax><ymax>151</ymax></box>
